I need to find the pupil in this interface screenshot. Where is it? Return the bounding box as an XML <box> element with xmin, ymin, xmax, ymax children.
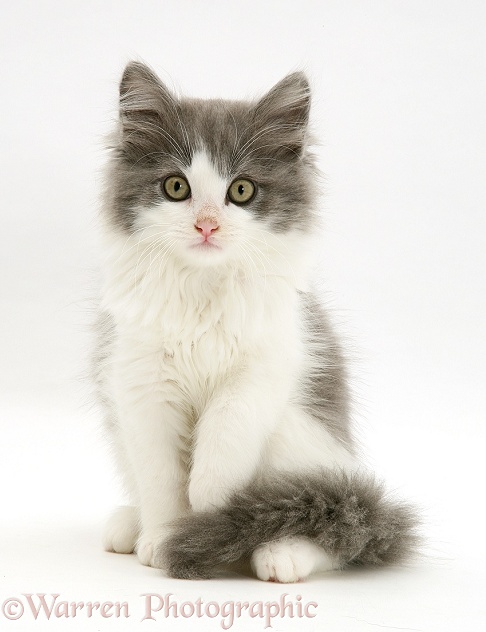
<box><xmin>238</xmin><ymin>184</ymin><xmax>244</xmax><ymax>196</ymax></box>
<box><xmin>174</xmin><ymin>181</ymin><xmax>181</xmax><ymax>192</ymax></box>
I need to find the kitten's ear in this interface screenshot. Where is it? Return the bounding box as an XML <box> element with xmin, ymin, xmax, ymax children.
<box><xmin>253</xmin><ymin>72</ymin><xmax>311</xmax><ymax>158</ymax></box>
<box><xmin>117</xmin><ymin>62</ymin><xmax>178</xmax><ymax>161</ymax></box>
<box><xmin>119</xmin><ymin>61</ymin><xmax>175</xmax><ymax>118</ymax></box>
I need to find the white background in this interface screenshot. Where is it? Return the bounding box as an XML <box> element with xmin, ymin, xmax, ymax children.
<box><xmin>1</xmin><ymin>1</ymin><xmax>485</xmax><ymax>630</ymax></box>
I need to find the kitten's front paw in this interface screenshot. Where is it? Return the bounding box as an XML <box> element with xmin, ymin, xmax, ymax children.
<box><xmin>137</xmin><ymin>536</ymin><xmax>155</xmax><ymax>567</ymax></box>
<box><xmin>103</xmin><ymin>506</ymin><xmax>139</xmax><ymax>554</ymax></box>
<box><xmin>251</xmin><ymin>537</ymin><xmax>337</xmax><ymax>583</ymax></box>
<box><xmin>136</xmin><ymin>530</ymin><xmax>171</xmax><ymax>568</ymax></box>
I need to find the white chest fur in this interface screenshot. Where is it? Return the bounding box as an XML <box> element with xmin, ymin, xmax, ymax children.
<box><xmin>101</xmin><ymin>232</ymin><xmax>303</xmax><ymax>414</ymax></box>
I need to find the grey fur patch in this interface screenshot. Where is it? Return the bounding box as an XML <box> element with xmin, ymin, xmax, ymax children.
<box><xmin>300</xmin><ymin>292</ymin><xmax>354</xmax><ymax>449</ymax></box>
<box><xmin>104</xmin><ymin>62</ymin><xmax>318</xmax><ymax>233</ymax></box>
<box><xmin>159</xmin><ymin>469</ymin><xmax>419</xmax><ymax>579</ymax></box>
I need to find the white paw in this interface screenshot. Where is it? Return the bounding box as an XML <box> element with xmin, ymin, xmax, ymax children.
<box><xmin>136</xmin><ymin>529</ymin><xmax>171</xmax><ymax>568</ymax></box>
<box><xmin>251</xmin><ymin>537</ymin><xmax>338</xmax><ymax>583</ymax></box>
<box><xmin>136</xmin><ymin>535</ymin><xmax>155</xmax><ymax>566</ymax></box>
<box><xmin>102</xmin><ymin>506</ymin><xmax>139</xmax><ymax>554</ymax></box>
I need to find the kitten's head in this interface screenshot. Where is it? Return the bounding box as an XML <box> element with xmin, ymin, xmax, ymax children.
<box><xmin>104</xmin><ymin>62</ymin><xmax>318</xmax><ymax>270</ymax></box>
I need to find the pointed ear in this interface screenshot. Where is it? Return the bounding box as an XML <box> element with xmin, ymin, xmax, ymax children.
<box><xmin>252</xmin><ymin>72</ymin><xmax>310</xmax><ymax>159</ymax></box>
<box><xmin>119</xmin><ymin>61</ymin><xmax>176</xmax><ymax>118</ymax></box>
<box><xmin>256</xmin><ymin>72</ymin><xmax>310</xmax><ymax>125</ymax></box>
<box><xmin>117</xmin><ymin>62</ymin><xmax>179</xmax><ymax>162</ymax></box>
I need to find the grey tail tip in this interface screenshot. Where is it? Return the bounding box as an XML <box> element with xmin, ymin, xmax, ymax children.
<box><xmin>159</xmin><ymin>469</ymin><xmax>422</xmax><ymax>580</ymax></box>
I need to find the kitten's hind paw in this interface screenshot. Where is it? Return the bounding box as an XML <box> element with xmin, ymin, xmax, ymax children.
<box><xmin>251</xmin><ymin>537</ymin><xmax>338</xmax><ymax>583</ymax></box>
<box><xmin>102</xmin><ymin>506</ymin><xmax>139</xmax><ymax>554</ymax></box>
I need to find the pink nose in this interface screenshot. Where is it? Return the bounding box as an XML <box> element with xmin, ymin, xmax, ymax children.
<box><xmin>195</xmin><ymin>220</ymin><xmax>219</xmax><ymax>239</ymax></box>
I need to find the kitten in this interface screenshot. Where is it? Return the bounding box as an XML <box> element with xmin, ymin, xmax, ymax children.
<box><xmin>95</xmin><ymin>62</ymin><xmax>417</xmax><ymax>582</ymax></box>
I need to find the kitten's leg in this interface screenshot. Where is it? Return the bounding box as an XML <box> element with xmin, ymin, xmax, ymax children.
<box><xmin>119</xmin><ymin>401</ymin><xmax>190</xmax><ymax>567</ymax></box>
<box><xmin>103</xmin><ymin>505</ymin><xmax>139</xmax><ymax>554</ymax></box>
<box><xmin>103</xmin><ymin>418</ymin><xmax>141</xmax><ymax>555</ymax></box>
<box><xmin>251</xmin><ymin>537</ymin><xmax>341</xmax><ymax>583</ymax></box>
<box><xmin>189</xmin><ymin>361</ymin><xmax>291</xmax><ymax>512</ymax></box>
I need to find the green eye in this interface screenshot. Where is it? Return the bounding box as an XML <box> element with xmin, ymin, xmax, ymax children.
<box><xmin>228</xmin><ymin>178</ymin><xmax>256</xmax><ymax>205</ymax></box>
<box><xmin>163</xmin><ymin>175</ymin><xmax>191</xmax><ymax>201</ymax></box>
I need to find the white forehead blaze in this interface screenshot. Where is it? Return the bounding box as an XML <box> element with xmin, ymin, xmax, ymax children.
<box><xmin>184</xmin><ymin>150</ymin><xmax>228</xmax><ymax>207</ymax></box>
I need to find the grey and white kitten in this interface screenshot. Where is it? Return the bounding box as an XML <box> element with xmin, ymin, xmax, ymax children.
<box><xmin>95</xmin><ymin>62</ymin><xmax>417</xmax><ymax>582</ymax></box>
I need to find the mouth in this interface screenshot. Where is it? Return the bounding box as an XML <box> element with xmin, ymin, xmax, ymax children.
<box><xmin>190</xmin><ymin>239</ymin><xmax>222</xmax><ymax>251</ymax></box>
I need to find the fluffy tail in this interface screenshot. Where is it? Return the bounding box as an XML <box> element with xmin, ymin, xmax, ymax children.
<box><xmin>159</xmin><ymin>469</ymin><xmax>419</xmax><ymax>579</ymax></box>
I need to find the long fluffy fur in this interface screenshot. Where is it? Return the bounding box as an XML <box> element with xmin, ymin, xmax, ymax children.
<box><xmin>98</xmin><ymin>62</ymin><xmax>420</xmax><ymax>582</ymax></box>
<box><xmin>160</xmin><ymin>469</ymin><xmax>419</xmax><ymax>579</ymax></box>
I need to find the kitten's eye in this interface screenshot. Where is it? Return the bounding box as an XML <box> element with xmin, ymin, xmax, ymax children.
<box><xmin>228</xmin><ymin>178</ymin><xmax>256</xmax><ymax>205</ymax></box>
<box><xmin>162</xmin><ymin>175</ymin><xmax>191</xmax><ymax>201</ymax></box>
